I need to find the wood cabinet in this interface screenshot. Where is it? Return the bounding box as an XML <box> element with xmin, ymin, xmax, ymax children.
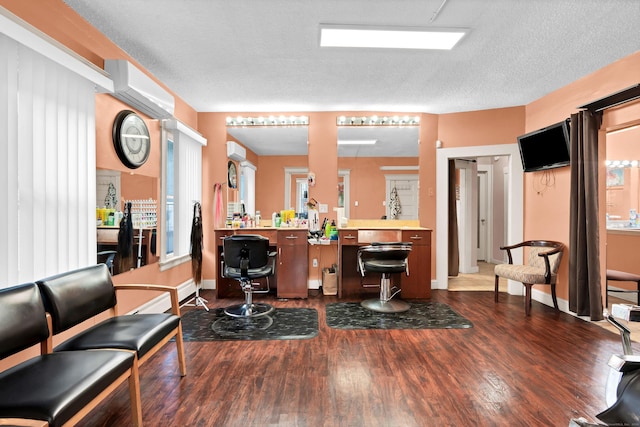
<box><xmin>400</xmin><ymin>229</ymin><xmax>432</xmax><ymax>299</ymax></box>
<box><xmin>338</xmin><ymin>228</ymin><xmax>432</xmax><ymax>299</ymax></box>
<box><xmin>214</xmin><ymin>228</ymin><xmax>308</xmax><ymax>299</ymax></box>
<box><xmin>276</xmin><ymin>229</ymin><xmax>308</xmax><ymax>298</ymax></box>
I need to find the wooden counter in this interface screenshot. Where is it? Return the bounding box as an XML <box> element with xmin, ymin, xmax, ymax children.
<box><xmin>337</xmin><ymin>227</ymin><xmax>432</xmax><ymax>299</ymax></box>
<box><xmin>214</xmin><ymin>228</ymin><xmax>309</xmax><ymax>299</ymax></box>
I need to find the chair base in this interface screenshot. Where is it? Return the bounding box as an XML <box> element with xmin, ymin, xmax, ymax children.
<box><xmin>224</xmin><ymin>303</ymin><xmax>274</xmax><ymax>318</ymax></box>
<box><xmin>361</xmin><ymin>298</ymin><xmax>410</xmax><ymax>313</ymax></box>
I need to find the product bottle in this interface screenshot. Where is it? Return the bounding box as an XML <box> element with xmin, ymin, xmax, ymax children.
<box><xmin>255</xmin><ymin>211</ymin><xmax>261</xmax><ymax>226</ymax></box>
<box><xmin>275</xmin><ymin>213</ymin><xmax>282</xmax><ymax>228</ymax></box>
<box><xmin>325</xmin><ymin>219</ymin><xmax>331</xmax><ymax>238</ymax></box>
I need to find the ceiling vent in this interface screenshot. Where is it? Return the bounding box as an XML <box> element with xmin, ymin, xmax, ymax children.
<box><xmin>104</xmin><ymin>59</ymin><xmax>175</xmax><ymax>119</ymax></box>
<box><xmin>227</xmin><ymin>141</ymin><xmax>246</xmax><ymax>161</ymax></box>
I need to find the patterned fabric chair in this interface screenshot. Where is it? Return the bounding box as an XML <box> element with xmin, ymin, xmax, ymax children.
<box><xmin>494</xmin><ymin>240</ymin><xmax>564</xmax><ymax>316</ymax></box>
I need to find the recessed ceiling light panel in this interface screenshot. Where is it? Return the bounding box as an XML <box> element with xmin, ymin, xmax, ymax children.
<box><xmin>320</xmin><ymin>24</ymin><xmax>467</xmax><ymax>50</ymax></box>
<box><xmin>337</xmin><ymin>139</ymin><xmax>378</xmax><ymax>145</ymax></box>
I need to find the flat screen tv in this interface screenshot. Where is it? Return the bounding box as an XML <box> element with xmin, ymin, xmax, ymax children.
<box><xmin>517</xmin><ymin>119</ymin><xmax>571</xmax><ymax>172</ymax></box>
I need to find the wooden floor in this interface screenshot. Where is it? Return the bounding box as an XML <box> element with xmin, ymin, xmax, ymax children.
<box><xmin>77</xmin><ymin>289</ymin><xmax>637</xmax><ymax>427</ymax></box>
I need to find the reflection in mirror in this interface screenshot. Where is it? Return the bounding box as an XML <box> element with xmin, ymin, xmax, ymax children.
<box><xmin>96</xmin><ymin>169</ymin><xmax>159</xmax><ymax>274</ymax></box>
<box><xmin>606</xmin><ymin>124</ymin><xmax>640</xmax><ymax>229</ymax></box>
<box><xmin>337</xmin><ymin>125</ymin><xmax>419</xmax><ymax>220</ymax></box>
<box><xmin>226</xmin><ymin>124</ymin><xmax>309</xmax><ymax>223</ymax></box>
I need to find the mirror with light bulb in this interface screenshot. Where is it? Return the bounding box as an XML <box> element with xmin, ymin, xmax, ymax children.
<box><xmin>605</xmin><ymin>124</ymin><xmax>640</xmax><ymax>229</ymax></box>
<box><xmin>337</xmin><ymin>115</ymin><xmax>420</xmax><ymax>221</ymax></box>
<box><xmin>226</xmin><ymin>117</ymin><xmax>309</xmax><ymax>225</ymax></box>
<box><xmin>223</xmin><ymin>114</ymin><xmax>421</xmax><ymax>224</ymax></box>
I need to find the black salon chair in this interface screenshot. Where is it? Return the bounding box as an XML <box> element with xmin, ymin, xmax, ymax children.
<box><xmin>222</xmin><ymin>234</ymin><xmax>276</xmax><ymax>317</ymax></box>
<box><xmin>358</xmin><ymin>242</ymin><xmax>413</xmax><ymax>313</ymax></box>
<box><xmin>97</xmin><ymin>250</ymin><xmax>117</xmax><ymax>274</ymax></box>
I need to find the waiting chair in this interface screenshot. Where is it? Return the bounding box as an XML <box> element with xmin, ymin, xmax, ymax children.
<box><xmin>358</xmin><ymin>242</ymin><xmax>413</xmax><ymax>313</ymax></box>
<box><xmin>494</xmin><ymin>240</ymin><xmax>564</xmax><ymax>316</ymax></box>
<box><xmin>222</xmin><ymin>235</ymin><xmax>276</xmax><ymax>317</ymax></box>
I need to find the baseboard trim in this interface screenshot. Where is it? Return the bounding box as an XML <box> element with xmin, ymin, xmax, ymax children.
<box><xmin>129</xmin><ymin>279</ymin><xmax>195</xmax><ymax>314</ymax></box>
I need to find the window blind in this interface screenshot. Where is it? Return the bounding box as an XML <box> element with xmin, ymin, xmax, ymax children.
<box><xmin>0</xmin><ymin>34</ymin><xmax>97</xmax><ymax>287</ymax></box>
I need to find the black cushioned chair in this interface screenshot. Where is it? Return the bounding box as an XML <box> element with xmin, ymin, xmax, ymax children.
<box><xmin>358</xmin><ymin>242</ymin><xmax>413</xmax><ymax>313</ymax></box>
<box><xmin>37</xmin><ymin>263</ymin><xmax>186</xmax><ymax>378</ymax></box>
<box><xmin>0</xmin><ymin>283</ymin><xmax>142</xmax><ymax>427</ymax></box>
<box><xmin>222</xmin><ymin>234</ymin><xmax>276</xmax><ymax>317</ymax></box>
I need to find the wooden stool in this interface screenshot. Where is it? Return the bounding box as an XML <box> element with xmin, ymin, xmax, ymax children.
<box><xmin>606</xmin><ymin>269</ymin><xmax>640</xmax><ymax>307</ymax></box>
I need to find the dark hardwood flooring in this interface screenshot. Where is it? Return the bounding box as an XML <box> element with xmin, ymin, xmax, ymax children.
<box><xmin>77</xmin><ymin>289</ymin><xmax>636</xmax><ymax>427</ymax></box>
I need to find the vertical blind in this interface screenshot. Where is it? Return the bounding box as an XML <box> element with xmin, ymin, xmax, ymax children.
<box><xmin>0</xmin><ymin>34</ymin><xmax>97</xmax><ymax>287</ymax></box>
<box><xmin>166</xmin><ymin>120</ymin><xmax>206</xmax><ymax>259</ymax></box>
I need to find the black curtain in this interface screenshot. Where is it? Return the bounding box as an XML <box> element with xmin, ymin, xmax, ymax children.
<box><xmin>569</xmin><ymin>110</ymin><xmax>603</xmax><ymax>320</ymax></box>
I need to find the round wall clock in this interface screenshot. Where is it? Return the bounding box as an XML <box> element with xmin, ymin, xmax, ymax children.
<box><xmin>228</xmin><ymin>161</ymin><xmax>237</xmax><ymax>189</ymax></box>
<box><xmin>112</xmin><ymin>110</ymin><xmax>151</xmax><ymax>169</ymax></box>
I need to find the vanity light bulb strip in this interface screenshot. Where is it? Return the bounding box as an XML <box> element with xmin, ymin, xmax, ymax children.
<box><xmin>226</xmin><ymin>115</ymin><xmax>309</xmax><ymax>127</ymax></box>
<box><xmin>606</xmin><ymin>160</ymin><xmax>640</xmax><ymax>168</ymax></box>
<box><xmin>336</xmin><ymin>115</ymin><xmax>420</xmax><ymax>126</ymax></box>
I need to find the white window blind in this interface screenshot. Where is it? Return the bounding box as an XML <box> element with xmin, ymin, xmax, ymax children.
<box><xmin>163</xmin><ymin>120</ymin><xmax>206</xmax><ymax>262</ymax></box>
<box><xmin>0</xmin><ymin>33</ymin><xmax>98</xmax><ymax>287</ymax></box>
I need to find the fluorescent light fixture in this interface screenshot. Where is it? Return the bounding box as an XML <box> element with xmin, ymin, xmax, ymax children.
<box><xmin>338</xmin><ymin>139</ymin><xmax>377</xmax><ymax>145</ymax></box>
<box><xmin>320</xmin><ymin>24</ymin><xmax>467</xmax><ymax>50</ymax></box>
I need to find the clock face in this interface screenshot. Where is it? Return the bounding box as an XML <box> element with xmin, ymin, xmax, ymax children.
<box><xmin>112</xmin><ymin>110</ymin><xmax>151</xmax><ymax>169</ymax></box>
<box><xmin>228</xmin><ymin>161</ymin><xmax>237</xmax><ymax>188</ymax></box>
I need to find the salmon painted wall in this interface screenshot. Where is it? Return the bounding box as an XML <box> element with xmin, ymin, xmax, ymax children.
<box><xmin>525</xmin><ymin>52</ymin><xmax>640</xmax><ymax>304</ymax></box>
<box><xmin>437</xmin><ymin>107</ymin><xmax>526</xmax><ymax>149</ymax></box>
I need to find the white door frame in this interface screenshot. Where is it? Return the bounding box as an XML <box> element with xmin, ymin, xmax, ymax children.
<box><xmin>455</xmin><ymin>160</ymin><xmax>478</xmax><ymax>274</ymax></box>
<box><xmin>477</xmin><ymin>165</ymin><xmax>493</xmax><ymax>263</ymax></box>
<box><xmin>435</xmin><ymin>144</ymin><xmax>523</xmax><ymax>293</ymax></box>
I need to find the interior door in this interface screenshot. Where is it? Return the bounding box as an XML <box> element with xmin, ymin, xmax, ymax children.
<box><xmin>477</xmin><ymin>170</ymin><xmax>488</xmax><ymax>262</ymax></box>
<box><xmin>385</xmin><ymin>175</ymin><xmax>419</xmax><ymax>220</ymax></box>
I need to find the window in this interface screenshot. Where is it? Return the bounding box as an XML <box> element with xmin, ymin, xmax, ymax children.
<box><xmin>160</xmin><ymin>120</ymin><xmax>206</xmax><ymax>269</ymax></box>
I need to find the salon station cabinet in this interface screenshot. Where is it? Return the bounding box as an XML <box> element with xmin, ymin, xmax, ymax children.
<box><xmin>337</xmin><ymin>227</ymin><xmax>432</xmax><ymax>299</ymax></box>
<box><xmin>214</xmin><ymin>228</ymin><xmax>309</xmax><ymax>299</ymax></box>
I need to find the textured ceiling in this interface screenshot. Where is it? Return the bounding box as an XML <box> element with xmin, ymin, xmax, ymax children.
<box><xmin>63</xmin><ymin>0</ymin><xmax>640</xmax><ymax>156</ymax></box>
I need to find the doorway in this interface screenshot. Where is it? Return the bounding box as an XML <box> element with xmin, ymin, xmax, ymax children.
<box><xmin>435</xmin><ymin>144</ymin><xmax>524</xmax><ymax>292</ymax></box>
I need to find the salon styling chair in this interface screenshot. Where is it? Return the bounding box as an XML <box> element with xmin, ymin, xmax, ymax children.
<box><xmin>222</xmin><ymin>235</ymin><xmax>275</xmax><ymax>317</ymax></box>
<box><xmin>358</xmin><ymin>242</ymin><xmax>413</xmax><ymax>313</ymax></box>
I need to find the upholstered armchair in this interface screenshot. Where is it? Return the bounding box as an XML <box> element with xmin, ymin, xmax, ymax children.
<box><xmin>494</xmin><ymin>240</ymin><xmax>564</xmax><ymax>316</ymax></box>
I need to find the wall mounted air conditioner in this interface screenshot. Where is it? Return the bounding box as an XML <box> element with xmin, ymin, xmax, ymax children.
<box><xmin>227</xmin><ymin>141</ymin><xmax>246</xmax><ymax>161</ymax></box>
<box><xmin>104</xmin><ymin>59</ymin><xmax>175</xmax><ymax>119</ymax></box>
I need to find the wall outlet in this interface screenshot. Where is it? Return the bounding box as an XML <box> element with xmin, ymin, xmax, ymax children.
<box><xmin>312</xmin><ymin>258</ymin><xmax>318</xmax><ymax>267</ymax></box>
<box><xmin>318</xmin><ymin>203</ymin><xmax>328</xmax><ymax>213</ymax></box>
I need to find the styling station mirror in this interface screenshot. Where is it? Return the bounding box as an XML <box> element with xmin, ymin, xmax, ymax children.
<box><xmin>96</xmin><ymin>169</ymin><xmax>159</xmax><ymax>274</ymax></box>
<box><xmin>606</xmin><ymin>124</ymin><xmax>640</xmax><ymax>229</ymax></box>
<box><xmin>337</xmin><ymin>116</ymin><xmax>420</xmax><ymax>220</ymax></box>
<box><xmin>226</xmin><ymin>117</ymin><xmax>309</xmax><ymax>223</ymax></box>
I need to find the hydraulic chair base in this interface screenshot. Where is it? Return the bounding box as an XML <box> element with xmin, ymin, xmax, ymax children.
<box><xmin>224</xmin><ymin>302</ymin><xmax>274</xmax><ymax>318</ymax></box>
<box><xmin>361</xmin><ymin>298</ymin><xmax>410</xmax><ymax>313</ymax></box>
<box><xmin>361</xmin><ymin>274</ymin><xmax>410</xmax><ymax>313</ymax></box>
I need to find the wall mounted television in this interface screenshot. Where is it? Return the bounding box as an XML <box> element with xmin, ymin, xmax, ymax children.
<box><xmin>517</xmin><ymin>119</ymin><xmax>571</xmax><ymax>172</ymax></box>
